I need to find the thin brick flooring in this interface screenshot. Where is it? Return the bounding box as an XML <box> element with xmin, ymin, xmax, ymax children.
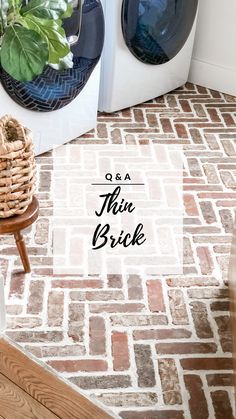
<box><xmin>1</xmin><ymin>83</ymin><xmax>236</xmax><ymax>418</ymax></box>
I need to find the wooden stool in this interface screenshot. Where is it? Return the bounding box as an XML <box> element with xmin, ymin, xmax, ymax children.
<box><xmin>0</xmin><ymin>197</ymin><xmax>39</xmax><ymax>273</ymax></box>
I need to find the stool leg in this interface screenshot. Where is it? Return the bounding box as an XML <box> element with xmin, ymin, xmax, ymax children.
<box><xmin>14</xmin><ymin>231</ymin><xmax>31</xmax><ymax>274</ymax></box>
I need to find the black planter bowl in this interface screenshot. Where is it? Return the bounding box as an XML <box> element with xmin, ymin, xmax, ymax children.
<box><xmin>0</xmin><ymin>0</ymin><xmax>105</xmax><ymax>112</ymax></box>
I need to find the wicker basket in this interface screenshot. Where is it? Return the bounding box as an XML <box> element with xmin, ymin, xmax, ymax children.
<box><xmin>0</xmin><ymin>115</ymin><xmax>36</xmax><ymax>218</ymax></box>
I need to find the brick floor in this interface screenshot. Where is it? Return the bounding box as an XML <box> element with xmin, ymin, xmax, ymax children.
<box><xmin>1</xmin><ymin>83</ymin><xmax>236</xmax><ymax>418</ymax></box>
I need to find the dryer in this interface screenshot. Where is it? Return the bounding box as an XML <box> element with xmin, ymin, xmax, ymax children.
<box><xmin>99</xmin><ymin>0</ymin><xmax>198</xmax><ymax>112</ymax></box>
<box><xmin>0</xmin><ymin>0</ymin><xmax>105</xmax><ymax>155</ymax></box>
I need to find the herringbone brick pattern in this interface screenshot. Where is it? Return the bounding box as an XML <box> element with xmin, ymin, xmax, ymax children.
<box><xmin>1</xmin><ymin>83</ymin><xmax>236</xmax><ymax>419</ymax></box>
<box><xmin>52</xmin><ymin>143</ymin><xmax>183</xmax><ymax>277</ymax></box>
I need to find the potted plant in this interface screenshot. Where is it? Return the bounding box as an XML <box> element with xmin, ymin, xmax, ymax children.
<box><xmin>0</xmin><ymin>0</ymin><xmax>105</xmax><ymax>112</ymax></box>
<box><xmin>0</xmin><ymin>0</ymin><xmax>76</xmax><ymax>82</ymax></box>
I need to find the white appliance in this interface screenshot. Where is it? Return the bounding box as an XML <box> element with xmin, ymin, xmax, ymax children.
<box><xmin>0</xmin><ymin>0</ymin><xmax>104</xmax><ymax>156</ymax></box>
<box><xmin>0</xmin><ymin>70</ymin><xmax>100</xmax><ymax>156</ymax></box>
<box><xmin>99</xmin><ymin>0</ymin><xmax>198</xmax><ymax>113</ymax></box>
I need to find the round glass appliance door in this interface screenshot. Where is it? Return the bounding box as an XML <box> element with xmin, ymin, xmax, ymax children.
<box><xmin>122</xmin><ymin>0</ymin><xmax>198</xmax><ymax>65</ymax></box>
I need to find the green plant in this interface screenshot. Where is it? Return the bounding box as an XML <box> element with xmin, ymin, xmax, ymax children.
<box><xmin>0</xmin><ymin>0</ymin><xmax>74</xmax><ymax>82</ymax></box>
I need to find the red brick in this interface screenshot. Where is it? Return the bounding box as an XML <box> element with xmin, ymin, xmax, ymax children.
<box><xmin>95</xmin><ymin>392</ymin><xmax>158</xmax><ymax>407</ymax></box>
<box><xmin>176</xmin><ymin>124</ymin><xmax>188</xmax><ymax>138</ymax></box>
<box><xmin>219</xmin><ymin>209</ymin><xmax>233</xmax><ymax>233</ymax></box>
<box><xmin>6</xmin><ymin>317</ymin><xmax>42</xmax><ymax>329</ymax></box>
<box><xmin>147</xmin><ymin>113</ymin><xmax>157</xmax><ymax>127</ymax></box>
<box><xmin>184</xmin><ymin>194</ymin><xmax>199</xmax><ymax>216</ymax></box>
<box><xmin>6</xmin><ymin>331</ymin><xmax>63</xmax><ymax>343</ymax></box>
<box><xmin>222</xmin><ymin>140</ymin><xmax>236</xmax><ymax>156</ymax></box>
<box><xmin>168</xmin><ymin>290</ymin><xmax>189</xmax><ymax>325</ymax></box>
<box><xmin>167</xmin><ymin>277</ymin><xmax>218</xmax><ymax>287</ymax></box>
<box><xmin>134</xmin><ymin>344</ymin><xmax>156</xmax><ymax>388</ymax></box>
<box><xmin>39</xmin><ymin>172</ymin><xmax>51</xmax><ymax>192</ymax></box>
<box><xmin>159</xmin><ymin>359</ymin><xmax>182</xmax><ymax>405</ymax></box>
<box><xmin>180</xmin><ymin>99</ymin><xmax>192</xmax><ymax>112</ymax></box>
<box><xmin>68</xmin><ymin>303</ymin><xmax>84</xmax><ymax>342</ymax></box>
<box><xmin>156</xmin><ymin>342</ymin><xmax>217</xmax><ymax>354</ymax></box>
<box><xmin>89</xmin><ymin>303</ymin><xmax>144</xmax><ymax>313</ymax></box>
<box><xmin>199</xmin><ymin>201</ymin><xmax>217</xmax><ymax>224</ymax></box>
<box><xmin>184</xmin><ymin>375</ymin><xmax>209</xmax><ymax>419</ymax></box>
<box><xmin>223</xmin><ymin>113</ymin><xmax>235</xmax><ymax>126</ymax></box>
<box><xmin>48</xmin><ymin>359</ymin><xmax>107</xmax><ymax>373</ymax></box>
<box><xmin>133</xmin><ymin>109</ymin><xmax>144</xmax><ymax>123</ymax></box>
<box><xmin>188</xmin><ymin>158</ymin><xmax>203</xmax><ymax>177</ymax></box>
<box><xmin>188</xmin><ymin>288</ymin><xmax>229</xmax><ymax>299</ymax></box>
<box><xmin>203</xmin><ymin>164</ymin><xmax>220</xmax><ymax>184</ymax></box>
<box><xmin>213</xmin><ymin>245</ymin><xmax>230</xmax><ymax>253</ymax></box>
<box><xmin>194</xmin><ymin>104</ymin><xmax>207</xmax><ymax>117</ymax></box>
<box><xmin>181</xmin><ymin>358</ymin><xmax>233</xmax><ymax>370</ymax></box>
<box><xmin>9</xmin><ymin>272</ymin><xmax>25</xmax><ymax>298</ymax></box>
<box><xmin>70</xmin><ymin>375</ymin><xmax>131</xmax><ymax>389</ymax></box>
<box><xmin>161</xmin><ymin>118</ymin><xmax>173</xmax><ymax>133</ymax></box>
<box><xmin>215</xmin><ymin>316</ymin><xmax>232</xmax><ymax>353</ymax></box>
<box><xmin>210</xmin><ymin>301</ymin><xmax>229</xmax><ymax>311</ymax></box>
<box><xmin>198</xmin><ymin>192</ymin><xmax>236</xmax><ymax>199</ymax></box>
<box><xmin>184</xmin><ymin>178</ymin><xmax>204</xmax><ymax>184</ymax></box>
<box><xmin>16</xmin><ymin>256</ymin><xmax>52</xmax><ymax>267</ymax></box>
<box><xmin>111</xmin><ymin>128</ymin><xmax>122</xmax><ymax>144</ymax></box>
<box><xmin>89</xmin><ymin>316</ymin><xmax>106</xmax><ymax>355</ymax></box>
<box><xmin>147</xmin><ymin>280</ymin><xmax>165</xmax><ymax>312</ymax></box>
<box><xmin>120</xmin><ymin>411</ymin><xmax>184</xmax><ymax>419</ymax></box>
<box><xmin>127</xmin><ymin>275</ymin><xmax>143</xmax><ymax>300</ymax></box>
<box><xmin>6</xmin><ymin>305</ymin><xmax>22</xmax><ymax>315</ymax></box>
<box><xmin>211</xmin><ymin>390</ymin><xmax>234</xmax><ymax>419</ymax></box>
<box><xmin>193</xmin><ymin>235</ymin><xmax>231</xmax><ymax>244</ymax></box>
<box><xmin>97</xmin><ymin>123</ymin><xmax>108</xmax><ymax>138</ymax></box>
<box><xmin>184</xmin><ymin>185</ymin><xmax>222</xmax><ymax>191</ymax></box>
<box><xmin>107</xmin><ymin>275</ymin><xmax>123</xmax><ymax>288</ymax></box>
<box><xmin>70</xmin><ymin>290</ymin><xmax>124</xmax><ymax>302</ymax></box>
<box><xmin>197</xmin><ymin>85</ymin><xmax>208</xmax><ymax>94</ymax></box>
<box><xmin>34</xmin><ymin>218</ymin><xmax>49</xmax><ymax>245</ymax></box>
<box><xmin>47</xmin><ymin>291</ymin><xmax>64</xmax><ymax>327</ymax></box>
<box><xmin>207</xmin><ymin>373</ymin><xmax>234</xmax><ymax>386</ymax></box>
<box><xmin>207</xmin><ymin>108</ymin><xmax>221</xmax><ymax>122</ymax></box>
<box><xmin>185</xmin><ymin>226</ymin><xmax>220</xmax><ymax>234</ymax></box>
<box><xmin>111</xmin><ymin>314</ymin><xmax>168</xmax><ymax>327</ymax></box>
<box><xmin>183</xmin><ymin>237</ymin><xmax>194</xmax><ymax>264</ymax></box>
<box><xmin>51</xmin><ymin>279</ymin><xmax>103</xmax><ymax>289</ymax></box>
<box><xmin>190</xmin><ymin>301</ymin><xmax>213</xmax><ymax>338</ymax></box>
<box><xmin>26</xmin><ymin>344</ymin><xmax>85</xmax><ymax>358</ymax></box>
<box><xmin>197</xmin><ymin>247</ymin><xmax>214</xmax><ymax>275</ymax></box>
<box><xmin>112</xmin><ymin>332</ymin><xmax>130</xmax><ymax>371</ymax></box>
<box><xmin>133</xmin><ymin>328</ymin><xmax>191</xmax><ymax>341</ymax></box>
<box><xmin>27</xmin><ymin>280</ymin><xmax>44</xmax><ymax>315</ymax></box>
<box><xmin>32</xmin><ymin>267</ymin><xmax>53</xmax><ymax>276</ymax></box>
<box><xmin>204</xmin><ymin>133</ymin><xmax>220</xmax><ymax>150</ymax></box>
<box><xmin>220</xmin><ymin>171</ymin><xmax>236</xmax><ymax>189</ymax></box>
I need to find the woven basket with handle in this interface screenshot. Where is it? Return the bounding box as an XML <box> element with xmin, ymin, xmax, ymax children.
<box><xmin>0</xmin><ymin>115</ymin><xmax>36</xmax><ymax>218</ymax></box>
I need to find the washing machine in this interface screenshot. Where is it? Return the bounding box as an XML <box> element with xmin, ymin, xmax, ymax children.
<box><xmin>0</xmin><ymin>0</ymin><xmax>105</xmax><ymax>155</ymax></box>
<box><xmin>99</xmin><ymin>0</ymin><xmax>198</xmax><ymax>112</ymax></box>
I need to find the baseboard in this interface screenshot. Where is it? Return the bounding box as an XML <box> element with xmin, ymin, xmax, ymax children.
<box><xmin>189</xmin><ymin>58</ymin><xmax>236</xmax><ymax>96</ymax></box>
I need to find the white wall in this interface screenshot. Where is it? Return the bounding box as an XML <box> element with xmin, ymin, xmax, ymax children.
<box><xmin>189</xmin><ymin>0</ymin><xmax>236</xmax><ymax>96</ymax></box>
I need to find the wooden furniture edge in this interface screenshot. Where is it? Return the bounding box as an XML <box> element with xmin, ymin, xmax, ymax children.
<box><xmin>0</xmin><ymin>336</ymin><xmax>114</xmax><ymax>419</ymax></box>
<box><xmin>0</xmin><ymin>372</ymin><xmax>58</xmax><ymax>418</ymax></box>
